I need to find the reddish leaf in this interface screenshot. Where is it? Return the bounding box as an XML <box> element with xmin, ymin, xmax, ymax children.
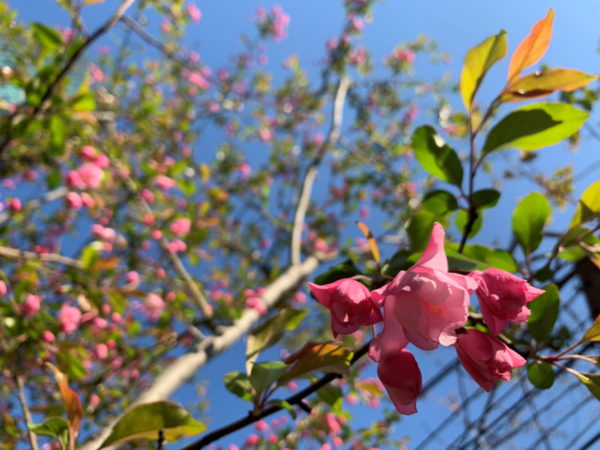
<box><xmin>504</xmin><ymin>69</ymin><xmax>598</xmax><ymax>102</ymax></box>
<box><xmin>47</xmin><ymin>363</ymin><xmax>83</xmax><ymax>450</ymax></box>
<box><xmin>507</xmin><ymin>9</ymin><xmax>554</xmax><ymax>83</ymax></box>
<box><xmin>356</xmin><ymin>221</ymin><xmax>380</xmax><ymax>264</ymax></box>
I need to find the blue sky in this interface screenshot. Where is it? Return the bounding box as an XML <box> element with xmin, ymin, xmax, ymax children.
<box><xmin>9</xmin><ymin>0</ymin><xmax>600</xmax><ymax>448</ymax></box>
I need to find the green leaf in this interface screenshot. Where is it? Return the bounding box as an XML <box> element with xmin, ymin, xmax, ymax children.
<box><xmin>422</xmin><ymin>190</ymin><xmax>458</xmax><ymax>215</ymax></box>
<box><xmin>571</xmin><ymin>180</ymin><xmax>600</xmax><ymax>227</ymax></box>
<box><xmin>528</xmin><ymin>362</ymin><xmax>555</xmax><ymax>389</ymax></box>
<box><xmin>512</xmin><ymin>192</ymin><xmax>551</xmax><ymax>254</ymax></box>
<box><xmin>223</xmin><ymin>371</ymin><xmax>255</xmax><ymax>402</ymax></box>
<box><xmin>472</xmin><ymin>189</ymin><xmax>501</xmax><ymax>209</ymax></box>
<box><xmin>407</xmin><ymin>209</ymin><xmax>436</xmax><ymax>252</ymax></box>
<box><xmin>483</xmin><ymin>103</ymin><xmax>589</xmax><ymax>154</ymax></box>
<box><xmin>504</xmin><ymin>69</ymin><xmax>598</xmax><ymax>102</ymax></box>
<box><xmin>317</xmin><ymin>384</ymin><xmax>343</xmax><ymax>407</ymax></box>
<box><xmin>282</xmin><ymin>343</ymin><xmax>353</xmax><ymax>383</ymax></box>
<box><xmin>575</xmin><ymin>373</ymin><xmax>600</xmax><ymax>401</ymax></box>
<box><xmin>31</xmin><ymin>22</ymin><xmax>63</xmax><ymax>52</ymax></box>
<box><xmin>444</xmin><ymin>248</ymin><xmax>492</xmax><ymax>271</ymax></box>
<box><xmin>558</xmin><ymin>226</ymin><xmax>600</xmax><ymax>261</ymax></box>
<box><xmin>448</xmin><ymin>243</ymin><xmax>518</xmax><ymax>272</ymax></box>
<box><xmin>49</xmin><ymin>115</ymin><xmax>66</xmax><ymax>156</ymax></box>
<box><xmin>71</xmin><ymin>92</ymin><xmax>96</xmax><ymax>111</ymax></box>
<box><xmin>460</xmin><ymin>31</ymin><xmax>507</xmax><ymax>110</ymax></box>
<box><xmin>100</xmin><ymin>401</ymin><xmax>206</xmax><ymax>448</ymax></box>
<box><xmin>580</xmin><ymin>314</ymin><xmax>600</xmax><ymax>343</ymax></box>
<box><xmin>266</xmin><ymin>399</ymin><xmax>297</xmax><ymax>419</ymax></box>
<box><xmin>81</xmin><ymin>245</ymin><xmax>100</xmax><ymax>270</ymax></box>
<box><xmin>527</xmin><ymin>284</ymin><xmax>559</xmax><ymax>342</ymax></box>
<box><xmin>28</xmin><ymin>417</ymin><xmax>69</xmax><ymax>450</ymax></box>
<box><xmin>313</xmin><ymin>260</ymin><xmax>360</xmax><ymax>286</ymax></box>
<box><xmin>249</xmin><ymin>361</ymin><xmax>289</xmax><ymax>400</ymax></box>
<box><xmin>247</xmin><ymin>309</ymin><xmax>307</xmax><ymax>360</ymax></box>
<box><xmin>412</xmin><ymin>125</ymin><xmax>463</xmax><ymax>187</ymax></box>
<box><xmin>455</xmin><ymin>209</ymin><xmax>483</xmax><ymax>239</ymax></box>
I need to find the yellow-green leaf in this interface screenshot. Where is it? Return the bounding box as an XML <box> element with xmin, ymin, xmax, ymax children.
<box><xmin>512</xmin><ymin>192</ymin><xmax>551</xmax><ymax>255</ymax></box>
<box><xmin>356</xmin><ymin>221</ymin><xmax>380</xmax><ymax>264</ymax></box>
<box><xmin>504</xmin><ymin>69</ymin><xmax>598</xmax><ymax>102</ymax></box>
<box><xmin>100</xmin><ymin>402</ymin><xmax>206</xmax><ymax>448</ymax></box>
<box><xmin>460</xmin><ymin>31</ymin><xmax>507</xmax><ymax>110</ymax></box>
<box><xmin>571</xmin><ymin>180</ymin><xmax>600</xmax><ymax>227</ymax></box>
<box><xmin>282</xmin><ymin>342</ymin><xmax>353</xmax><ymax>383</ymax></box>
<box><xmin>580</xmin><ymin>314</ymin><xmax>600</xmax><ymax>343</ymax></box>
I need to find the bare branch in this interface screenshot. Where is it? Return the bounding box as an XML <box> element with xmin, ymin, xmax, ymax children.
<box><xmin>0</xmin><ymin>246</ymin><xmax>83</xmax><ymax>269</ymax></box>
<box><xmin>290</xmin><ymin>76</ymin><xmax>351</xmax><ymax>266</ymax></box>
<box><xmin>79</xmin><ymin>251</ymin><xmax>337</xmax><ymax>450</ymax></box>
<box><xmin>16</xmin><ymin>375</ymin><xmax>39</xmax><ymax>450</ymax></box>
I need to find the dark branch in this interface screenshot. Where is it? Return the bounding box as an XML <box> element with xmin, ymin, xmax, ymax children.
<box><xmin>180</xmin><ymin>342</ymin><xmax>370</xmax><ymax>450</ymax></box>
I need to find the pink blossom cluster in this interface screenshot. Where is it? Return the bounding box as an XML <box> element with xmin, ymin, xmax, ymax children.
<box><xmin>385</xmin><ymin>48</ymin><xmax>416</xmax><ymax>73</ymax></box>
<box><xmin>309</xmin><ymin>223</ymin><xmax>540</xmax><ymax>415</ymax></box>
<box><xmin>256</xmin><ymin>5</ymin><xmax>290</xmax><ymax>42</ymax></box>
<box><xmin>64</xmin><ymin>146</ymin><xmax>107</xmax><ymax>209</ymax></box>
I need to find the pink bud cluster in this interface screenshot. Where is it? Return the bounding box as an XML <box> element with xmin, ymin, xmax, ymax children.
<box><xmin>256</xmin><ymin>5</ymin><xmax>290</xmax><ymax>42</ymax></box>
<box><xmin>309</xmin><ymin>223</ymin><xmax>539</xmax><ymax>415</ymax></box>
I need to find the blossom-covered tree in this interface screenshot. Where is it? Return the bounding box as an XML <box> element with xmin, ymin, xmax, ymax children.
<box><xmin>2</xmin><ymin>2</ymin><xmax>600</xmax><ymax>450</ymax></box>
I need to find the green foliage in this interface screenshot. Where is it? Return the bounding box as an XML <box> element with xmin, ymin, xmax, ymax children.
<box><xmin>483</xmin><ymin>103</ymin><xmax>589</xmax><ymax>154</ymax></box>
<box><xmin>28</xmin><ymin>418</ymin><xmax>69</xmax><ymax>450</ymax></box>
<box><xmin>100</xmin><ymin>402</ymin><xmax>206</xmax><ymax>448</ymax></box>
<box><xmin>224</xmin><ymin>371</ymin><xmax>255</xmax><ymax>402</ymax></box>
<box><xmin>512</xmin><ymin>192</ymin><xmax>551</xmax><ymax>255</ymax></box>
<box><xmin>527</xmin><ymin>284</ymin><xmax>560</xmax><ymax>342</ymax></box>
<box><xmin>528</xmin><ymin>362</ymin><xmax>555</xmax><ymax>389</ymax></box>
<box><xmin>460</xmin><ymin>31</ymin><xmax>507</xmax><ymax>110</ymax></box>
<box><xmin>571</xmin><ymin>179</ymin><xmax>600</xmax><ymax>227</ymax></box>
<box><xmin>249</xmin><ymin>361</ymin><xmax>289</xmax><ymax>400</ymax></box>
<box><xmin>247</xmin><ymin>308</ymin><xmax>307</xmax><ymax>360</ymax></box>
<box><xmin>412</xmin><ymin>125</ymin><xmax>463</xmax><ymax>187</ymax></box>
<box><xmin>422</xmin><ymin>190</ymin><xmax>458</xmax><ymax>215</ymax></box>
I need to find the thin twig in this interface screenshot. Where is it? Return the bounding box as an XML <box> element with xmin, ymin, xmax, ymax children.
<box><xmin>290</xmin><ymin>76</ymin><xmax>351</xmax><ymax>265</ymax></box>
<box><xmin>16</xmin><ymin>375</ymin><xmax>39</xmax><ymax>450</ymax></box>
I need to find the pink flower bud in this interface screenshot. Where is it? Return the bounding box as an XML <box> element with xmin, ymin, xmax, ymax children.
<box><xmin>42</xmin><ymin>330</ymin><xmax>55</xmax><ymax>343</ymax></box>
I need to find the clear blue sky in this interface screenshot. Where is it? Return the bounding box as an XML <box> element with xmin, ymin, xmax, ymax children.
<box><xmin>10</xmin><ymin>0</ymin><xmax>600</xmax><ymax>448</ymax></box>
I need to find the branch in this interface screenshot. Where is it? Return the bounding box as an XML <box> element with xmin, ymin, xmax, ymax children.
<box><xmin>0</xmin><ymin>0</ymin><xmax>137</xmax><ymax>156</ymax></box>
<box><xmin>16</xmin><ymin>375</ymin><xmax>39</xmax><ymax>450</ymax></box>
<box><xmin>290</xmin><ymin>76</ymin><xmax>351</xmax><ymax>266</ymax></box>
<box><xmin>79</xmin><ymin>251</ymin><xmax>337</xmax><ymax>450</ymax></box>
<box><xmin>0</xmin><ymin>187</ymin><xmax>68</xmax><ymax>225</ymax></box>
<box><xmin>115</xmin><ymin>162</ymin><xmax>212</xmax><ymax>318</ymax></box>
<box><xmin>181</xmin><ymin>341</ymin><xmax>370</xmax><ymax>450</ymax></box>
<box><xmin>0</xmin><ymin>246</ymin><xmax>83</xmax><ymax>269</ymax></box>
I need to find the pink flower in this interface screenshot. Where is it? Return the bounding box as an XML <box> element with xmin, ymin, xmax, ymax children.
<box><xmin>246</xmin><ymin>435</ymin><xmax>260</xmax><ymax>446</ymax></box>
<box><xmin>469</xmin><ymin>269</ymin><xmax>544</xmax><ymax>336</ymax></box>
<box><xmin>66</xmin><ymin>170</ymin><xmax>84</xmax><ymax>189</ymax></box>
<box><xmin>370</xmin><ymin>223</ymin><xmax>476</xmax><ymax>351</ymax></box>
<box><xmin>454</xmin><ymin>329</ymin><xmax>526</xmax><ymax>392</ymax></box>
<box><xmin>79</xmin><ymin>163</ymin><xmax>104</xmax><ymax>189</ymax></box>
<box><xmin>22</xmin><ymin>294</ymin><xmax>41</xmax><ymax>318</ymax></box>
<box><xmin>58</xmin><ymin>304</ymin><xmax>81</xmax><ymax>334</ymax></box>
<box><xmin>7</xmin><ymin>198</ymin><xmax>21</xmax><ymax>212</ymax></box>
<box><xmin>155</xmin><ymin>175</ymin><xmax>176</xmax><ymax>190</ymax></box>
<box><xmin>80</xmin><ymin>145</ymin><xmax>96</xmax><ymax>160</ymax></box>
<box><xmin>246</xmin><ymin>297</ymin><xmax>266</xmax><ymax>316</ymax></box>
<box><xmin>66</xmin><ymin>192</ymin><xmax>83</xmax><ymax>209</ymax></box>
<box><xmin>126</xmin><ymin>271</ymin><xmax>140</xmax><ymax>284</ymax></box>
<box><xmin>145</xmin><ymin>293</ymin><xmax>165</xmax><ymax>320</ymax></box>
<box><xmin>187</xmin><ymin>2</ymin><xmax>201</xmax><ymax>23</ymax></box>
<box><xmin>0</xmin><ymin>281</ymin><xmax>7</xmax><ymax>296</ymax></box>
<box><xmin>309</xmin><ymin>278</ymin><xmax>382</xmax><ymax>339</ymax></box>
<box><xmin>81</xmin><ymin>192</ymin><xmax>95</xmax><ymax>207</ymax></box>
<box><xmin>255</xmin><ymin>420</ymin><xmax>269</xmax><ymax>432</ymax></box>
<box><xmin>170</xmin><ymin>218</ymin><xmax>191</xmax><ymax>235</ymax></box>
<box><xmin>42</xmin><ymin>331</ymin><xmax>55</xmax><ymax>343</ymax></box>
<box><xmin>325</xmin><ymin>413</ymin><xmax>341</xmax><ymax>434</ymax></box>
<box><xmin>377</xmin><ymin>349</ymin><xmax>422</xmax><ymax>415</ymax></box>
<box><xmin>188</xmin><ymin>72</ymin><xmax>210</xmax><ymax>90</ymax></box>
<box><xmin>95</xmin><ymin>343</ymin><xmax>108</xmax><ymax>359</ymax></box>
<box><xmin>141</xmin><ymin>188</ymin><xmax>155</xmax><ymax>203</ymax></box>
